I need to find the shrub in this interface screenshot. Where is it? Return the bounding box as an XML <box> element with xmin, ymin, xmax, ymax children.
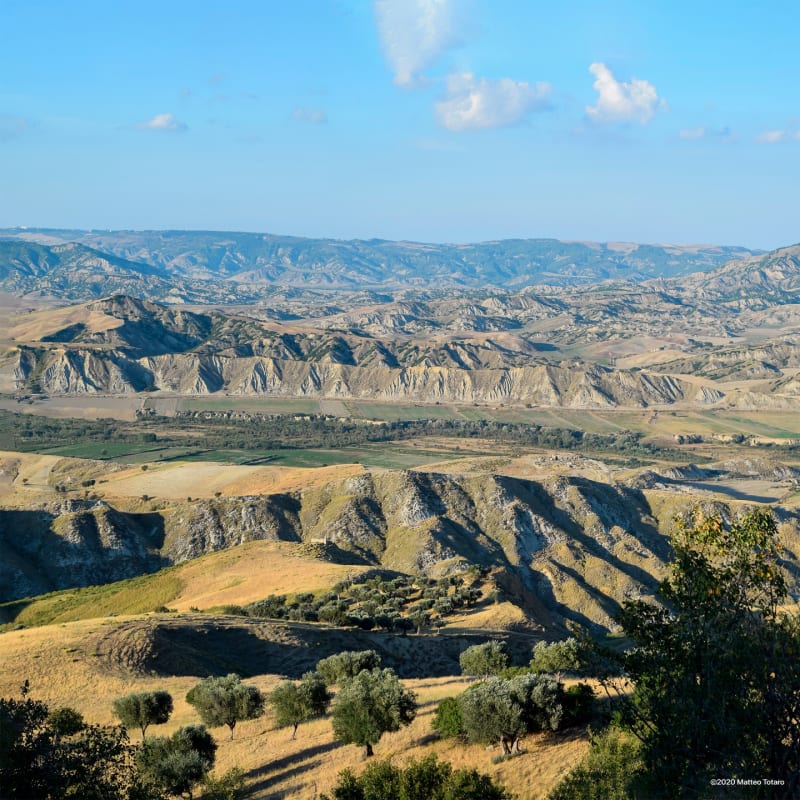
<box><xmin>560</xmin><ymin>683</ymin><xmax>595</xmax><ymax>728</ymax></box>
<box><xmin>547</xmin><ymin>727</ymin><xmax>643</xmax><ymax>800</ymax></box>
<box><xmin>320</xmin><ymin>754</ymin><xmax>511</xmax><ymax>800</ymax></box>
<box><xmin>431</xmin><ymin>696</ymin><xmax>463</xmax><ymax>738</ymax></box>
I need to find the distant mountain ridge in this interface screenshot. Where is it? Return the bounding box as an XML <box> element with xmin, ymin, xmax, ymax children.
<box><xmin>0</xmin><ymin>228</ymin><xmax>760</xmax><ymax>300</ymax></box>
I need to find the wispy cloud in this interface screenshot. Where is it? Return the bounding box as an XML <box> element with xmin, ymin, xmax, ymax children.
<box><xmin>586</xmin><ymin>63</ymin><xmax>663</xmax><ymax>124</ymax></box>
<box><xmin>679</xmin><ymin>125</ymin><xmax>734</xmax><ymax>142</ymax></box>
<box><xmin>435</xmin><ymin>72</ymin><xmax>551</xmax><ymax>131</ymax></box>
<box><xmin>0</xmin><ymin>115</ymin><xmax>28</xmax><ymax>141</ymax></box>
<box><xmin>757</xmin><ymin>130</ymin><xmax>784</xmax><ymax>144</ymax></box>
<box><xmin>135</xmin><ymin>113</ymin><xmax>188</xmax><ymax>132</ymax></box>
<box><xmin>375</xmin><ymin>0</ymin><xmax>464</xmax><ymax>88</ymax></box>
<box><xmin>679</xmin><ymin>127</ymin><xmax>706</xmax><ymax>140</ymax></box>
<box><xmin>292</xmin><ymin>107</ymin><xmax>328</xmax><ymax>125</ymax></box>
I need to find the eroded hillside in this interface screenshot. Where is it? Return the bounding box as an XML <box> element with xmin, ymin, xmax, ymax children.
<box><xmin>4</xmin><ymin>452</ymin><xmax>800</xmax><ymax>633</ymax></box>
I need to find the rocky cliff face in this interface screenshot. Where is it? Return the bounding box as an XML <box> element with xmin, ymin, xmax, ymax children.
<box><xmin>4</xmin><ymin>470</ymin><xmax>797</xmax><ymax>631</ymax></box>
<box><xmin>7</xmin><ymin>347</ymin><xmax>723</xmax><ymax>407</ymax></box>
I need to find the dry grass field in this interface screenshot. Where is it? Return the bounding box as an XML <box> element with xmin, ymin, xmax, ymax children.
<box><xmin>0</xmin><ymin>617</ymin><xmax>589</xmax><ymax>800</ymax></box>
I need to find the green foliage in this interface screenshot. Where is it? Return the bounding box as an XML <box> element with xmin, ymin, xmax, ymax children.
<box><xmin>431</xmin><ymin>696</ymin><xmax>463</xmax><ymax>739</ymax></box>
<box><xmin>331</xmin><ymin>668</ymin><xmax>417</xmax><ymax>757</ymax></box>
<box><xmin>0</xmin><ymin>690</ymin><xmax>136</xmax><ymax>799</ymax></box>
<box><xmin>605</xmin><ymin>508</ymin><xmax>800</xmax><ymax>797</ymax></box>
<box><xmin>530</xmin><ymin>637</ymin><xmax>584</xmax><ymax>677</ymax></box>
<box><xmin>459</xmin><ymin>674</ymin><xmax>562</xmax><ymax>755</ymax></box>
<box><xmin>245</xmin><ymin>594</ymin><xmax>287</xmax><ymax>618</ymax></box>
<box><xmin>47</xmin><ymin>706</ymin><xmax>86</xmax><ymax>737</ymax></box>
<box><xmin>112</xmin><ymin>690</ymin><xmax>173</xmax><ymax>739</ymax></box>
<box><xmin>245</xmin><ymin>573</ymin><xmax>480</xmax><ymax>633</ymax></box>
<box><xmin>200</xmin><ymin>766</ymin><xmax>246</xmax><ymax>800</ymax></box>
<box><xmin>559</xmin><ymin>683</ymin><xmax>595</xmax><ymax>728</ymax></box>
<box><xmin>269</xmin><ymin>671</ymin><xmax>331</xmax><ymax>738</ymax></box>
<box><xmin>547</xmin><ymin>727</ymin><xmax>644</xmax><ymax>800</ymax></box>
<box><xmin>136</xmin><ymin>724</ymin><xmax>216</xmax><ymax>799</ymax></box>
<box><xmin>317</xmin><ymin>650</ymin><xmax>382</xmax><ymax>686</ymax></box>
<box><xmin>319</xmin><ymin>753</ymin><xmax>512</xmax><ymax>800</ymax></box>
<box><xmin>458</xmin><ymin>641</ymin><xmax>508</xmax><ymax>678</ymax></box>
<box><xmin>185</xmin><ymin>674</ymin><xmax>264</xmax><ymax>740</ymax></box>
<box><xmin>2</xmin><ymin>404</ymin><xmax>697</xmax><ymax>469</ymax></box>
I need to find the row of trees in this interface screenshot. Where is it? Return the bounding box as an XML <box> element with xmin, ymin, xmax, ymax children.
<box><xmin>8</xmin><ymin>404</ymin><xmax>696</xmax><ymax>462</ymax></box>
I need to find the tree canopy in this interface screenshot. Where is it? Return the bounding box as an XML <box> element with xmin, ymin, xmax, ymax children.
<box><xmin>269</xmin><ymin>671</ymin><xmax>331</xmax><ymax>739</ymax></box>
<box><xmin>458</xmin><ymin>641</ymin><xmax>508</xmax><ymax>678</ymax></box>
<box><xmin>185</xmin><ymin>674</ymin><xmax>264</xmax><ymax>740</ymax></box>
<box><xmin>459</xmin><ymin>674</ymin><xmax>562</xmax><ymax>755</ymax></box>
<box><xmin>112</xmin><ymin>690</ymin><xmax>173</xmax><ymax>740</ymax></box>
<box><xmin>331</xmin><ymin>667</ymin><xmax>416</xmax><ymax>757</ymax></box>
<box><xmin>320</xmin><ymin>753</ymin><xmax>512</xmax><ymax>800</ymax></box>
<box><xmin>0</xmin><ymin>688</ymin><xmax>135</xmax><ymax>800</ymax></box>
<box><xmin>583</xmin><ymin>508</ymin><xmax>800</xmax><ymax>799</ymax></box>
<box><xmin>136</xmin><ymin>724</ymin><xmax>216</xmax><ymax>799</ymax></box>
<box><xmin>530</xmin><ymin>638</ymin><xmax>584</xmax><ymax>679</ymax></box>
<box><xmin>317</xmin><ymin>650</ymin><xmax>382</xmax><ymax>686</ymax></box>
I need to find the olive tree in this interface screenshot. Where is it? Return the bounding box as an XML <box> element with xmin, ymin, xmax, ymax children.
<box><xmin>185</xmin><ymin>674</ymin><xmax>264</xmax><ymax>740</ymax></box>
<box><xmin>331</xmin><ymin>668</ymin><xmax>416</xmax><ymax>757</ymax></box>
<box><xmin>112</xmin><ymin>690</ymin><xmax>173</xmax><ymax>739</ymax></box>
<box><xmin>136</xmin><ymin>724</ymin><xmax>216</xmax><ymax>799</ymax></box>
<box><xmin>459</xmin><ymin>641</ymin><xmax>508</xmax><ymax>679</ymax></box>
<box><xmin>316</xmin><ymin>649</ymin><xmax>381</xmax><ymax>686</ymax></box>
<box><xmin>269</xmin><ymin>671</ymin><xmax>331</xmax><ymax>739</ymax></box>
<box><xmin>530</xmin><ymin>638</ymin><xmax>584</xmax><ymax>680</ymax></box>
<box><xmin>459</xmin><ymin>674</ymin><xmax>562</xmax><ymax>755</ymax></box>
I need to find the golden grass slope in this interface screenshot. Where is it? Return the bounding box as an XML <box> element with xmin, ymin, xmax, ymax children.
<box><xmin>3</xmin><ymin>539</ymin><xmax>371</xmax><ymax>628</ymax></box>
<box><xmin>0</xmin><ymin>617</ymin><xmax>588</xmax><ymax>800</ymax></box>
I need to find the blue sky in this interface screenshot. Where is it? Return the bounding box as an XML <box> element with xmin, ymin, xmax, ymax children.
<box><xmin>1</xmin><ymin>0</ymin><xmax>798</xmax><ymax>249</ymax></box>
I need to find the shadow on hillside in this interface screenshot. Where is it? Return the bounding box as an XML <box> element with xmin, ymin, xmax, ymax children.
<box><xmin>0</xmin><ymin>507</ymin><xmax>168</xmax><ymax>608</ymax></box>
<box><xmin>114</xmin><ymin>616</ymin><xmax>527</xmax><ymax>679</ymax></box>
<box><xmin>245</xmin><ymin>740</ymin><xmax>341</xmax><ymax>795</ymax></box>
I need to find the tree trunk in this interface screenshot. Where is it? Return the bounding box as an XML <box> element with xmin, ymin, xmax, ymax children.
<box><xmin>362</xmin><ymin>742</ymin><xmax>374</xmax><ymax>758</ymax></box>
<box><xmin>291</xmin><ymin>723</ymin><xmax>298</xmax><ymax>740</ymax></box>
<box><xmin>229</xmin><ymin>722</ymin><xmax>236</xmax><ymax>740</ymax></box>
<box><xmin>500</xmin><ymin>737</ymin><xmax>511</xmax><ymax>755</ymax></box>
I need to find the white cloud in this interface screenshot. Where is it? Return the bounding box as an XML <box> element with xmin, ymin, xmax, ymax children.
<box><xmin>586</xmin><ymin>63</ymin><xmax>662</xmax><ymax>124</ymax></box>
<box><xmin>757</xmin><ymin>130</ymin><xmax>785</xmax><ymax>144</ymax></box>
<box><xmin>435</xmin><ymin>72</ymin><xmax>551</xmax><ymax>131</ymax></box>
<box><xmin>135</xmin><ymin>113</ymin><xmax>187</xmax><ymax>132</ymax></box>
<box><xmin>375</xmin><ymin>0</ymin><xmax>463</xmax><ymax>88</ymax></box>
<box><xmin>292</xmin><ymin>108</ymin><xmax>328</xmax><ymax>125</ymax></box>
<box><xmin>679</xmin><ymin>125</ymin><xmax>736</xmax><ymax>143</ymax></box>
